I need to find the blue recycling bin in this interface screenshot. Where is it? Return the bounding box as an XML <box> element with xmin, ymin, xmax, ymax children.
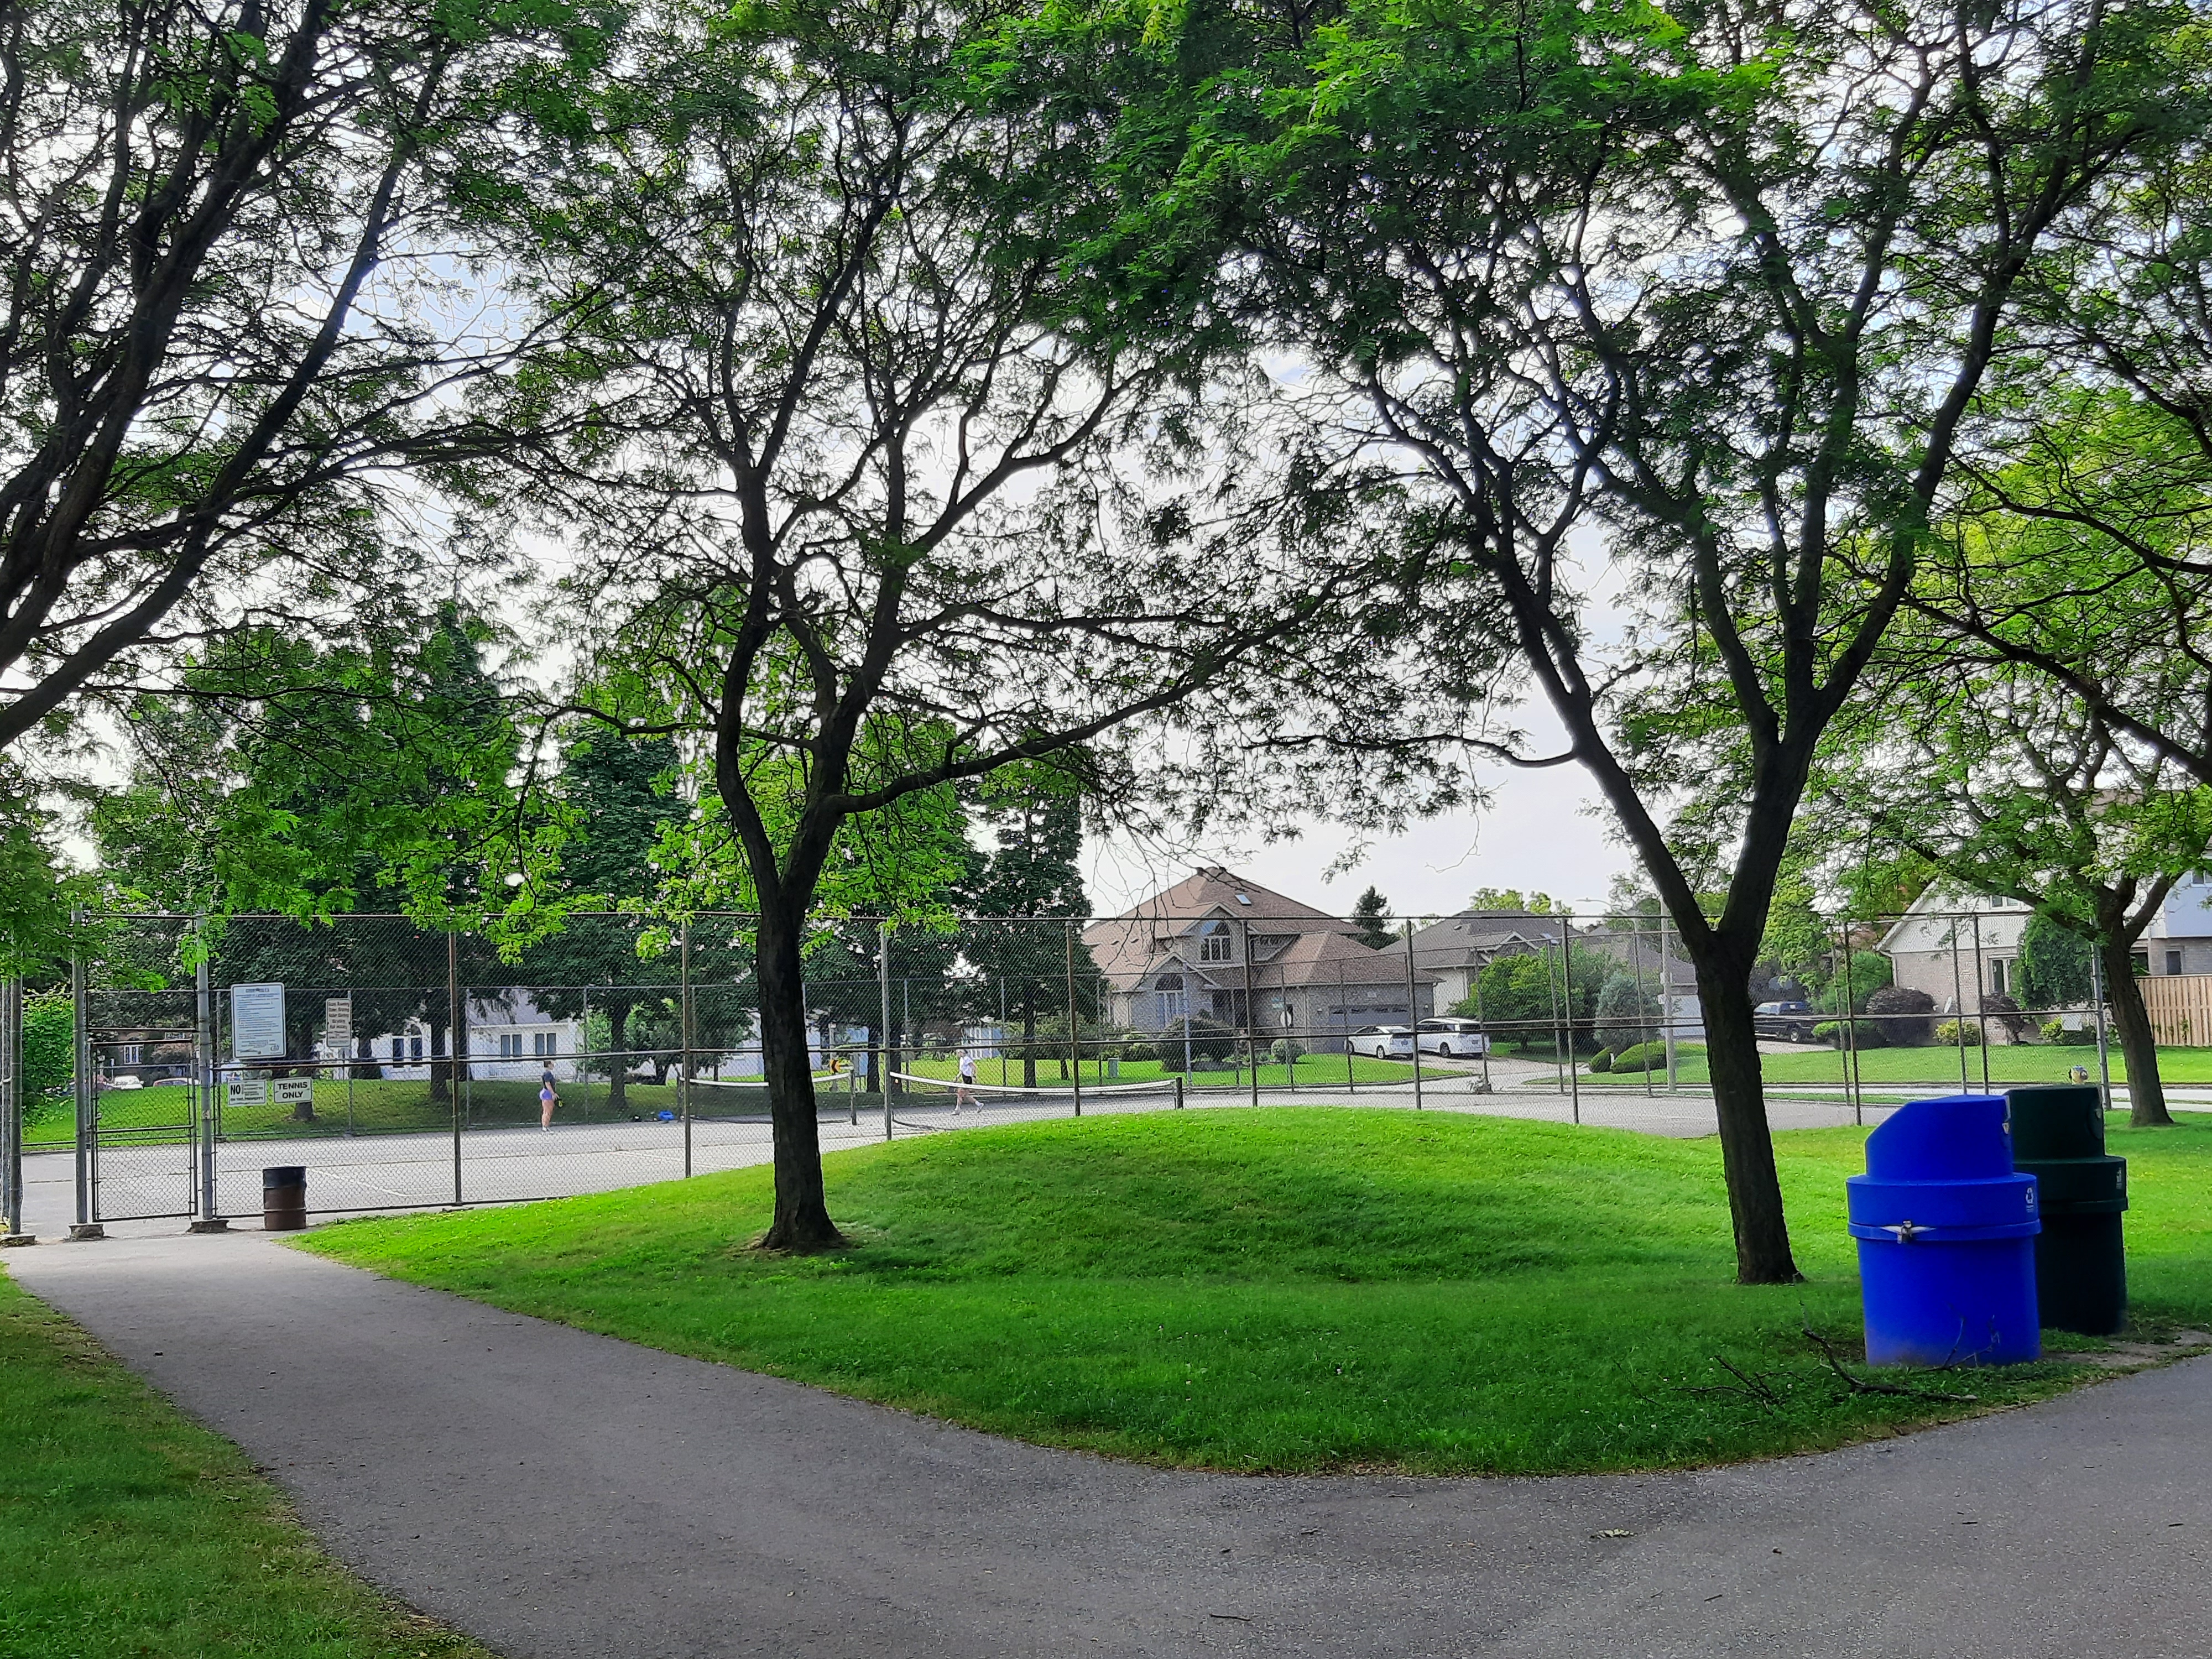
<box><xmin>1846</xmin><ymin>1094</ymin><xmax>2041</xmax><ymax>1366</ymax></box>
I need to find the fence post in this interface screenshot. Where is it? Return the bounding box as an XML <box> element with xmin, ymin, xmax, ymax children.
<box><xmin>1066</xmin><ymin>920</ymin><xmax>1083</xmax><ymax>1118</ymax></box>
<box><xmin>448</xmin><ymin>928</ymin><xmax>462</xmax><ymax>1207</ymax></box>
<box><xmin>1544</xmin><ymin>929</ymin><xmax>1565</xmax><ymax>1097</ymax></box>
<box><xmin>681</xmin><ymin>919</ymin><xmax>693</xmax><ymax>1178</ymax></box>
<box><xmin>1839</xmin><ymin>919</ymin><xmax>1861</xmax><ymax>1127</ymax></box>
<box><xmin>1338</xmin><ymin>954</ymin><xmax>1354</xmax><ymax>1094</ymax></box>
<box><xmin>1948</xmin><ymin>912</ymin><xmax>1970</xmax><ymax>1093</ymax></box>
<box><xmin>1243</xmin><ymin>918</ymin><xmax>1259</xmax><ymax>1109</ymax></box>
<box><xmin>1472</xmin><ymin>956</ymin><xmax>1493</xmax><ymax>1093</ymax></box>
<box><xmin>2090</xmin><ymin>945</ymin><xmax>2114</xmax><ymax>1113</ymax></box>
<box><xmin>195</xmin><ymin>916</ymin><xmax>221</xmax><ymax>1227</ymax></box>
<box><xmin>1658</xmin><ymin>906</ymin><xmax>1678</xmax><ymax>1093</ymax></box>
<box><xmin>1404</xmin><ymin>919</ymin><xmax>1423</xmax><ymax>1112</ymax></box>
<box><xmin>1971</xmin><ymin>911</ymin><xmax>1991</xmax><ymax>1092</ymax></box>
<box><xmin>1563</xmin><ymin>919</ymin><xmax>1579</xmax><ymax>1126</ymax></box>
<box><xmin>2</xmin><ymin>973</ymin><xmax>23</xmax><ymax>1242</ymax></box>
<box><xmin>879</xmin><ymin>919</ymin><xmax>894</xmax><ymax>1142</ymax></box>
<box><xmin>71</xmin><ymin>911</ymin><xmax>98</xmax><ymax>1237</ymax></box>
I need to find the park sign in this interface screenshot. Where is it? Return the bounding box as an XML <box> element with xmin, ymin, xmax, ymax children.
<box><xmin>231</xmin><ymin>983</ymin><xmax>286</xmax><ymax>1060</ymax></box>
<box><xmin>325</xmin><ymin>996</ymin><xmax>352</xmax><ymax>1045</ymax></box>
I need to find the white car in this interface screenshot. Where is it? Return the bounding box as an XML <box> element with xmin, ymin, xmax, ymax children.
<box><xmin>1416</xmin><ymin>1018</ymin><xmax>1491</xmax><ymax>1058</ymax></box>
<box><xmin>1348</xmin><ymin>1025</ymin><xmax>1416</xmax><ymax>1059</ymax></box>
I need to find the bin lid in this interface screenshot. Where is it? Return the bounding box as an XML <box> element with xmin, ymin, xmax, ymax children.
<box><xmin>1863</xmin><ymin>1093</ymin><xmax>2016</xmax><ymax>1181</ymax></box>
<box><xmin>2007</xmin><ymin>1085</ymin><xmax>2105</xmax><ymax>1161</ymax></box>
<box><xmin>262</xmin><ymin>1165</ymin><xmax>307</xmax><ymax>1185</ymax></box>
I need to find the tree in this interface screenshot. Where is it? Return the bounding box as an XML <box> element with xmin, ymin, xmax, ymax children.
<box><xmin>1815</xmin><ymin>661</ymin><xmax>2209</xmax><ymax>1126</ymax></box>
<box><xmin>1455</xmin><ymin>940</ymin><xmax>1604</xmax><ymax>1054</ymax></box>
<box><xmin>0</xmin><ymin>0</ymin><xmax>590</xmax><ymax>752</ymax></box>
<box><xmin>520</xmin><ymin>731</ymin><xmax>683</xmax><ymax>1118</ymax></box>
<box><xmin>1200</xmin><ymin>0</ymin><xmax>2189</xmax><ymax>1280</ymax></box>
<box><xmin>1467</xmin><ymin>888</ymin><xmax>1552</xmax><ymax>915</ymax></box>
<box><xmin>92</xmin><ymin>609</ymin><xmax>528</xmax><ymax>1100</ymax></box>
<box><xmin>963</xmin><ymin>773</ymin><xmax>1090</xmax><ymax>1089</ymax></box>
<box><xmin>508</xmin><ymin>0</ymin><xmax>1402</xmax><ymax>1249</ymax></box>
<box><xmin>1593</xmin><ymin>972</ymin><xmax>1657</xmax><ymax>1054</ymax></box>
<box><xmin>2018</xmin><ymin>915</ymin><xmax>2095</xmax><ymax>1014</ymax></box>
<box><xmin>1348</xmin><ymin>886</ymin><xmax>1395</xmax><ymax>950</ymax></box>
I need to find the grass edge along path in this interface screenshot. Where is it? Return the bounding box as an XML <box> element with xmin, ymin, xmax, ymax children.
<box><xmin>298</xmin><ymin>1109</ymin><xmax>2212</xmax><ymax>1479</ymax></box>
<box><xmin>0</xmin><ymin>1270</ymin><xmax>499</xmax><ymax>1659</ymax></box>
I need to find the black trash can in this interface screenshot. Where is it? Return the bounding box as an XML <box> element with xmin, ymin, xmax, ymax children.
<box><xmin>2007</xmin><ymin>1086</ymin><xmax>2127</xmax><ymax>1335</ymax></box>
<box><xmin>262</xmin><ymin>1166</ymin><xmax>307</xmax><ymax>1233</ymax></box>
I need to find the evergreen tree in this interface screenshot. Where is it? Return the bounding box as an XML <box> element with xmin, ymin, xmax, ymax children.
<box><xmin>2018</xmin><ymin>915</ymin><xmax>2096</xmax><ymax>1014</ymax></box>
<box><xmin>963</xmin><ymin>775</ymin><xmax>1093</xmax><ymax>1088</ymax></box>
<box><xmin>1349</xmin><ymin>886</ymin><xmax>1395</xmax><ymax>950</ymax></box>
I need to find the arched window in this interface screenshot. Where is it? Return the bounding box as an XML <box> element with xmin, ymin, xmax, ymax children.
<box><xmin>1198</xmin><ymin>921</ymin><xmax>1233</xmax><ymax>963</ymax></box>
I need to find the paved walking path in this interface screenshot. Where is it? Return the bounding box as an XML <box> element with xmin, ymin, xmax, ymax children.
<box><xmin>9</xmin><ymin>1227</ymin><xmax>2211</xmax><ymax>1659</ymax></box>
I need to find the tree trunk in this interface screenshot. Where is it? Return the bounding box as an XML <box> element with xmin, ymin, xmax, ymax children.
<box><xmin>1691</xmin><ymin>954</ymin><xmax>1803</xmax><ymax>1285</ymax></box>
<box><xmin>753</xmin><ymin>901</ymin><xmax>846</xmax><ymax>1251</ymax></box>
<box><xmin>607</xmin><ymin>1004</ymin><xmax>630</xmax><ymax>1117</ymax></box>
<box><xmin>429</xmin><ymin>1015</ymin><xmax>450</xmax><ymax>1104</ymax></box>
<box><xmin>2102</xmin><ymin>938</ymin><xmax>2172</xmax><ymax>1128</ymax></box>
<box><xmin>1021</xmin><ymin>1003</ymin><xmax>1037</xmax><ymax>1089</ymax></box>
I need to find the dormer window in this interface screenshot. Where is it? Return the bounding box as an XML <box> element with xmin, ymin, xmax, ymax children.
<box><xmin>1198</xmin><ymin>920</ymin><xmax>1233</xmax><ymax>962</ymax></box>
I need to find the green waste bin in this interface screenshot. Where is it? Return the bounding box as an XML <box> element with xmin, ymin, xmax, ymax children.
<box><xmin>2007</xmin><ymin>1086</ymin><xmax>2127</xmax><ymax>1335</ymax></box>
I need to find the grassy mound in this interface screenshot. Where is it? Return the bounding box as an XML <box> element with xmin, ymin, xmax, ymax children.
<box><xmin>0</xmin><ymin>1274</ymin><xmax>494</xmax><ymax>1659</ymax></box>
<box><xmin>298</xmin><ymin>1108</ymin><xmax>2212</xmax><ymax>1476</ymax></box>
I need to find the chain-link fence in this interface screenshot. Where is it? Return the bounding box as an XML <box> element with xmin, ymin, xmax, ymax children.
<box><xmin>0</xmin><ymin>894</ymin><xmax>2144</xmax><ymax>1229</ymax></box>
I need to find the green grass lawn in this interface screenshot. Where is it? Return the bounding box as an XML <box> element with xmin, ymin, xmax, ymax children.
<box><xmin>1569</xmin><ymin>1041</ymin><xmax>2179</xmax><ymax>1089</ymax></box>
<box><xmin>0</xmin><ymin>1272</ymin><xmax>493</xmax><ymax>1659</ymax></box>
<box><xmin>298</xmin><ymin>1107</ymin><xmax>2212</xmax><ymax>1477</ymax></box>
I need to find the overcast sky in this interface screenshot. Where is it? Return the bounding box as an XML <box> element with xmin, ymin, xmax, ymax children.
<box><xmin>1084</xmin><ymin>760</ymin><xmax>1636</xmax><ymax>922</ymax></box>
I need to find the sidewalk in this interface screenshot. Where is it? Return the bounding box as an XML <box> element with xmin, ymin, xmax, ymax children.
<box><xmin>8</xmin><ymin>1227</ymin><xmax>2209</xmax><ymax>1658</ymax></box>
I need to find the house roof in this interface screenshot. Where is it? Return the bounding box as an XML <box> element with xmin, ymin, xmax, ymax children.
<box><xmin>1876</xmin><ymin>890</ymin><xmax>2032</xmax><ymax>956</ymax></box>
<box><xmin>1407</xmin><ymin>910</ymin><xmax>1569</xmax><ymax>966</ymax></box>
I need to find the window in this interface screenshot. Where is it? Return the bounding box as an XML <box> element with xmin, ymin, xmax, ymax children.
<box><xmin>1989</xmin><ymin>959</ymin><xmax>2007</xmax><ymax>995</ymax></box>
<box><xmin>2167</xmin><ymin>950</ymin><xmax>2184</xmax><ymax>977</ymax></box>
<box><xmin>498</xmin><ymin>1034</ymin><xmax>523</xmax><ymax>1060</ymax></box>
<box><xmin>410</xmin><ymin>1035</ymin><xmax>424</xmax><ymax>1062</ymax></box>
<box><xmin>534</xmin><ymin>1032</ymin><xmax>552</xmax><ymax>1058</ymax></box>
<box><xmin>1198</xmin><ymin>921</ymin><xmax>1233</xmax><ymax>963</ymax></box>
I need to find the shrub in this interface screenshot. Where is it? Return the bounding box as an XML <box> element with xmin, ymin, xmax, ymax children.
<box><xmin>1269</xmin><ymin>1039</ymin><xmax>1306</xmax><ymax>1065</ymax></box>
<box><xmin>1120</xmin><ymin>1039</ymin><xmax>1158</xmax><ymax>1063</ymax></box>
<box><xmin>1190</xmin><ymin>1055</ymin><xmax>1222</xmax><ymax>1073</ymax></box>
<box><xmin>1587</xmin><ymin>1048</ymin><xmax>1614</xmax><ymax>1073</ymax></box>
<box><xmin>1864</xmin><ymin>985</ymin><xmax>1936</xmax><ymax>1045</ymax></box>
<box><xmin>1814</xmin><ymin>1019</ymin><xmax>1888</xmax><ymax>1050</ymax></box>
<box><xmin>2038</xmin><ymin>1019</ymin><xmax>2095</xmax><ymax>1046</ymax></box>
<box><xmin>1609</xmin><ymin>1041</ymin><xmax>1668</xmax><ymax>1073</ymax></box>
<box><xmin>1934</xmin><ymin>1019</ymin><xmax>1984</xmax><ymax>1047</ymax></box>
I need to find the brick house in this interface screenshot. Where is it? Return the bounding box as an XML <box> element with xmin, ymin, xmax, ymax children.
<box><xmin>1083</xmin><ymin>869</ymin><xmax>1438</xmax><ymax>1050</ymax></box>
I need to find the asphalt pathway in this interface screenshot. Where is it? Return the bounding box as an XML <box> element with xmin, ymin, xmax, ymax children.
<box><xmin>10</xmin><ymin>1227</ymin><xmax>2211</xmax><ymax>1659</ymax></box>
